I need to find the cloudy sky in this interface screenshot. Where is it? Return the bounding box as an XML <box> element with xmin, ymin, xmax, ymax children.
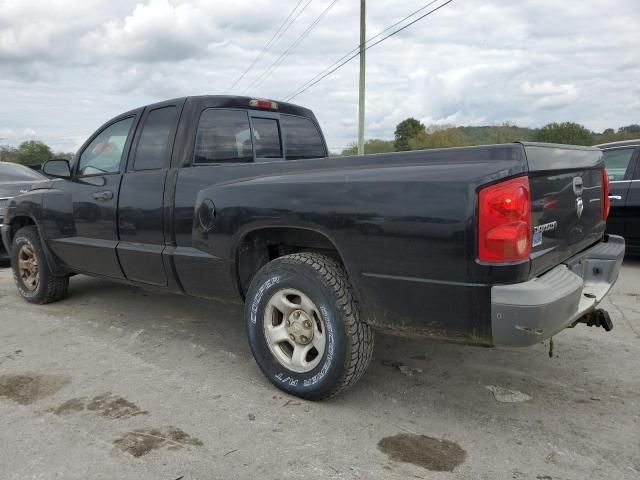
<box><xmin>1</xmin><ymin>0</ymin><xmax>639</xmax><ymax>153</ymax></box>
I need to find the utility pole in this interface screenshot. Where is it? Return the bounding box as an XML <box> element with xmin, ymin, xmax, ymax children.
<box><xmin>357</xmin><ymin>0</ymin><xmax>366</xmax><ymax>155</ymax></box>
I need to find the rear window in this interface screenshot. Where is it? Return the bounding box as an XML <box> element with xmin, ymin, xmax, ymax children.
<box><xmin>281</xmin><ymin>115</ymin><xmax>326</xmax><ymax>160</ymax></box>
<box><xmin>133</xmin><ymin>106</ymin><xmax>177</xmax><ymax>170</ymax></box>
<box><xmin>193</xmin><ymin>109</ymin><xmax>325</xmax><ymax>164</ymax></box>
<box><xmin>252</xmin><ymin>118</ymin><xmax>282</xmax><ymax>159</ymax></box>
<box><xmin>194</xmin><ymin>109</ymin><xmax>253</xmax><ymax>163</ymax></box>
<box><xmin>603</xmin><ymin>148</ymin><xmax>635</xmax><ymax>181</ymax></box>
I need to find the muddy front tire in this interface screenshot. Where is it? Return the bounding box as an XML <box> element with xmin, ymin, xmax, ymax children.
<box><xmin>11</xmin><ymin>226</ymin><xmax>68</xmax><ymax>304</ymax></box>
<box><xmin>245</xmin><ymin>253</ymin><xmax>374</xmax><ymax>400</ymax></box>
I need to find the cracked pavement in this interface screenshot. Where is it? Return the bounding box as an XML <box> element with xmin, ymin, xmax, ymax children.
<box><xmin>0</xmin><ymin>258</ymin><xmax>639</xmax><ymax>479</ymax></box>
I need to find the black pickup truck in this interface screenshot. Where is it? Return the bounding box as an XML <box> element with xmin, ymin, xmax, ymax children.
<box><xmin>1</xmin><ymin>96</ymin><xmax>625</xmax><ymax>399</ymax></box>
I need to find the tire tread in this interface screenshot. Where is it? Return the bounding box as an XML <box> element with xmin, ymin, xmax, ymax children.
<box><xmin>12</xmin><ymin>226</ymin><xmax>68</xmax><ymax>304</ymax></box>
<box><xmin>272</xmin><ymin>252</ymin><xmax>374</xmax><ymax>399</ymax></box>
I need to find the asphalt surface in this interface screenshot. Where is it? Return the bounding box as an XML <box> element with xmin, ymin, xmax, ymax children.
<box><xmin>0</xmin><ymin>258</ymin><xmax>639</xmax><ymax>479</ymax></box>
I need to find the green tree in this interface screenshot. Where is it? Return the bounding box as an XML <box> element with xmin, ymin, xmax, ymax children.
<box><xmin>592</xmin><ymin>128</ymin><xmax>639</xmax><ymax>145</ymax></box>
<box><xmin>54</xmin><ymin>151</ymin><xmax>75</xmax><ymax>161</ymax></box>
<box><xmin>0</xmin><ymin>145</ymin><xmax>19</xmax><ymax>163</ymax></box>
<box><xmin>16</xmin><ymin>140</ymin><xmax>54</xmax><ymax>165</ymax></box>
<box><xmin>533</xmin><ymin>122</ymin><xmax>593</xmax><ymax>146</ymax></box>
<box><xmin>408</xmin><ymin>126</ymin><xmax>469</xmax><ymax>150</ymax></box>
<box><xmin>618</xmin><ymin>124</ymin><xmax>640</xmax><ymax>134</ymax></box>
<box><xmin>341</xmin><ymin>139</ymin><xmax>395</xmax><ymax>156</ymax></box>
<box><xmin>485</xmin><ymin>122</ymin><xmax>532</xmax><ymax>144</ymax></box>
<box><xmin>394</xmin><ymin>117</ymin><xmax>425</xmax><ymax>151</ymax></box>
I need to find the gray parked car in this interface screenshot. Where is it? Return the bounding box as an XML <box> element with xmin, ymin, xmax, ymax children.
<box><xmin>0</xmin><ymin>162</ymin><xmax>47</xmax><ymax>260</ymax></box>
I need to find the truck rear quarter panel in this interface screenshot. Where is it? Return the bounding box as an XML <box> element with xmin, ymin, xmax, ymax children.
<box><xmin>174</xmin><ymin>145</ymin><xmax>527</xmax><ymax>345</ymax></box>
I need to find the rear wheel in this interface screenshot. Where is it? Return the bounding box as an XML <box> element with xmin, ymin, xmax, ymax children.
<box><xmin>245</xmin><ymin>253</ymin><xmax>374</xmax><ymax>400</ymax></box>
<box><xmin>11</xmin><ymin>226</ymin><xmax>68</xmax><ymax>304</ymax></box>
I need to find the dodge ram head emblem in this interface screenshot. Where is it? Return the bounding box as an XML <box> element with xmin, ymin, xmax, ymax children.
<box><xmin>576</xmin><ymin>197</ymin><xmax>584</xmax><ymax>218</ymax></box>
<box><xmin>573</xmin><ymin>176</ymin><xmax>584</xmax><ymax>196</ymax></box>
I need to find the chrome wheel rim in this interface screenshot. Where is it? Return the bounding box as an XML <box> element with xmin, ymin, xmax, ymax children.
<box><xmin>18</xmin><ymin>244</ymin><xmax>39</xmax><ymax>292</ymax></box>
<box><xmin>263</xmin><ymin>288</ymin><xmax>326</xmax><ymax>373</ymax></box>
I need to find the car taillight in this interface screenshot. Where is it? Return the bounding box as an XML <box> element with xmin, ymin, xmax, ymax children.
<box><xmin>478</xmin><ymin>176</ymin><xmax>531</xmax><ymax>263</ymax></box>
<box><xmin>601</xmin><ymin>169</ymin><xmax>610</xmax><ymax>221</ymax></box>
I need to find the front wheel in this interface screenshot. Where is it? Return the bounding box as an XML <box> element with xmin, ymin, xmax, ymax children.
<box><xmin>11</xmin><ymin>226</ymin><xmax>69</xmax><ymax>304</ymax></box>
<box><xmin>245</xmin><ymin>253</ymin><xmax>374</xmax><ymax>400</ymax></box>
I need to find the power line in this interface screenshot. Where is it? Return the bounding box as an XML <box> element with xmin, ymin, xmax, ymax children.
<box><xmin>242</xmin><ymin>0</ymin><xmax>340</xmax><ymax>95</ymax></box>
<box><xmin>226</xmin><ymin>0</ymin><xmax>312</xmax><ymax>93</ymax></box>
<box><xmin>242</xmin><ymin>0</ymin><xmax>339</xmax><ymax>95</ymax></box>
<box><xmin>284</xmin><ymin>0</ymin><xmax>454</xmax><ymax>102</ymax></box>
<box><xmin>283</xmin><ymin>0</ymin><xmax>442</xmax><ymax>101</ymax></box>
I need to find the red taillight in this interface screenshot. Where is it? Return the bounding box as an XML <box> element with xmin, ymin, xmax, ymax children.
<box><xmin>601</xmin><ymin>169</ymin><xmax>610</xmax><ymax>221</ymax></box>
<box><xmin>249</xmin><ymin>99</ymin><xmax>278</xmax><ymax>110</ymax></box>
<box><xmin>478</xmin><ymin>176</ymin><xmax>531</xmax><ymax>263</ymax></box>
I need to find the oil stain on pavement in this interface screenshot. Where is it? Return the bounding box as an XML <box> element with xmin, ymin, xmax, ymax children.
<box><xmin>113</xmin><ymin>426</ymin><xmax>203</xmax><ymax>457</ymax></box>
<box><xmin>378</xmin><ymin>433</ymin><xmax>466</xmax><ymax>472</ymax></box>
<box><xmin>87</xmin><ymin>392</ymin><xmax>148</xmax><ymax>418</ymax></box>
<box><xmin>0</xmin><ymin>373</ymin><xmax>71</xmax><ymax>405</ymax></box>
<box><xmin>53</xmin><ymin>392</ymin><xmax>148</xmax><ymax>418</ymax></box>
<box><xmin>53</xmin><ymin>397</ymin><xmax>86</xmax><ymax>415</ymax></box>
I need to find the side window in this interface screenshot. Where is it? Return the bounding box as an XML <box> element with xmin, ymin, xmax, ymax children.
<box><xmin>252</xmin><ymin>118</ymin><xmax>282</xmax><ymax>159</ymax></box>
<box><xmin>133</xmin><ymin>106</ymin><xmax>177</xmax><ymax>171</ymax></box>
<box><xmin>603</xmin><ymin>148</ymin><xmax>635</xmax><ymax>181</ymax></box>
<box><xmin>281</xmin><ymin>115</ymin><xmax>326</xmax><ymax>160</ymax></box>
<box><xmin>194</xmin><ymin>109</ymin><xmax>253</xmax><ymax>163</ymax></box>
<box><xmin>78</xmin><ymin>117</ymin><xmax>134</xmax><ymax>175</ymax></box>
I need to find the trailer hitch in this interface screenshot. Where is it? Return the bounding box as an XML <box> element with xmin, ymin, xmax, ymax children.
<box><xmin>574</xmin><ymin>308</ymin><xmax>613</xmax><ymax>332</ymax></box>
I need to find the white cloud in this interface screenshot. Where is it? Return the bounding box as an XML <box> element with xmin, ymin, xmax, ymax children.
<box><xmin>521</xmin><ymin>81</ymin><xmax>572</xmax><ymax>97</ymax></box>
<box><xmin>0</xmin><ymin>127</ymin><xmax>38</xmax><ymax>141</ymax></box>
<box><xmin>0</xmin><ymin>0</ymin><xmax>638</xmax><ymax>153</ymax></box>
<box><xmin>520</xmin><ymin>81</ymin><xmax>578</xmax><ymax>110</ymax></box>
<box><xmin>80</xmin><ymin>0</ymin><xmax>211</xmax><ymax>62</ymax></box>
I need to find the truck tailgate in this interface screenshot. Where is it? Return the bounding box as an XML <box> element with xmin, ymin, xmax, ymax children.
<box><xmin>522</xmin><ymin>143</ymin><xmax>607</xmax><ymax>278</ymax></box>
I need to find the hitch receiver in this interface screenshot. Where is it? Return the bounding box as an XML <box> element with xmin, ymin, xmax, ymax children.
<box><xmin>574</xmin><ymin>308</ymin><xmax>613</xmax><ymax>332</ymax></box>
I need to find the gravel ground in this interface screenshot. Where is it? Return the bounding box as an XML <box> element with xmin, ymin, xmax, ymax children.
<box><xmin>0</xmin><ymin>258</ymin><xmax>639</xmax><ymax>480</ymax></box>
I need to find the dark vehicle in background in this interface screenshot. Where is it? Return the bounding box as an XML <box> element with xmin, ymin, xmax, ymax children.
<box><xmin>0</xmin><ymin>162</ymin><xmax>46</xmax><ymax>260</ymax></box>
<box><xmin>1</xmin><ymin>96</ymin><xmax>625</xmax><ymax>399</ymax></box>
<box><xmin>598</xmin><ymin>140</ymin><xmax>640</xmax><ymax>254</ymax></box>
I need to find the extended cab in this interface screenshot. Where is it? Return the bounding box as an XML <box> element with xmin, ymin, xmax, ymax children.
<box><xmin>2</xmin><ymin>96</ymin><xmax>625</xmax><ymax>399</ymax></box>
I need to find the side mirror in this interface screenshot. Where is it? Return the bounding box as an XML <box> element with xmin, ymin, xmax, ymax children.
<box><xmin>42</xmin><ymin>159</ymin><xmax>71</xmax><ymax>178</ymax></box>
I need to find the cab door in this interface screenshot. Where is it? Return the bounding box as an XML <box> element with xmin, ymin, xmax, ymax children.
<box><xmin>116</xmin><ymin>101</ymin><xmax>183</xmax><ymax>286</ymax></box>
<box><xmin>603</xmin><ymin>147</ymin><xmax>637</xmax><ymax>239</ymax></box>
<box><xmin>624</xmin><ymin>149</ymin><xmax>640</xmax><ymax>250</ymax></box>
<box><xmin>47</xmin><ymin>114</ymin><xmax>139</xmax><ymax>278</ymax></box>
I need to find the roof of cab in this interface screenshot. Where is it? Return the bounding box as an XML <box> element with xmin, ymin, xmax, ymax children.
<box><xmin>143</xmin><ymin>95</ymin><xmax>315</xmax><ymax>120</ymax></box>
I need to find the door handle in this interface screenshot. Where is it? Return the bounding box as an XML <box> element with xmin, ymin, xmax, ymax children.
<box><xmin>92</xmin><ymin>190</ymin><xmax>113</xmax><ymax>201</ymax></box>
<box><xmin>608</xmin><ymin>195</ymin><xmax>622</xmax><ymax>200</ymax></box>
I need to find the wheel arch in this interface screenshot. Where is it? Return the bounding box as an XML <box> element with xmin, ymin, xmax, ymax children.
<box><xmin>6</xmin><ymin>214</ymin><xmax>37</xmax><ymax>245</ymax></box>
<box><xmin>234</xmin><ymin>226</ymin><xmax>359</xmax><ymax>301</ymax></box>
<box><xmin>7</xmin><ymin>215</ymin><xmax>66</xmax><ymax>276</ymax></box>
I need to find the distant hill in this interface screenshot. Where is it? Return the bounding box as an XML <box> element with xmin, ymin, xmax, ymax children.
<box><xmin>456</xmin><ymin>125</ymin><xmax>536</xmax><ymax>145</ymax></box>
<box><xmin>340</xmin><ymin>122</ymin><xmax>638</xmax><ymax>156</ymax></box>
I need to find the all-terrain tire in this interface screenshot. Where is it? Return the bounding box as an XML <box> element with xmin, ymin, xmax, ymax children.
<box><xmin>245</xmin><ymin>252</ymin><xmax>374</xmax><ymax>400</ymax></box>
<box><xmin>11</xmin><ymin>226</ymin><xmax>69</xmax><ymax>304</ymax></box>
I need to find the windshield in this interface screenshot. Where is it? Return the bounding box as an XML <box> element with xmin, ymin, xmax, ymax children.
<box><xmin>0</xmin><ymin>162</ymin><xmax>46</xmax><ymax>182</ymax></box>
